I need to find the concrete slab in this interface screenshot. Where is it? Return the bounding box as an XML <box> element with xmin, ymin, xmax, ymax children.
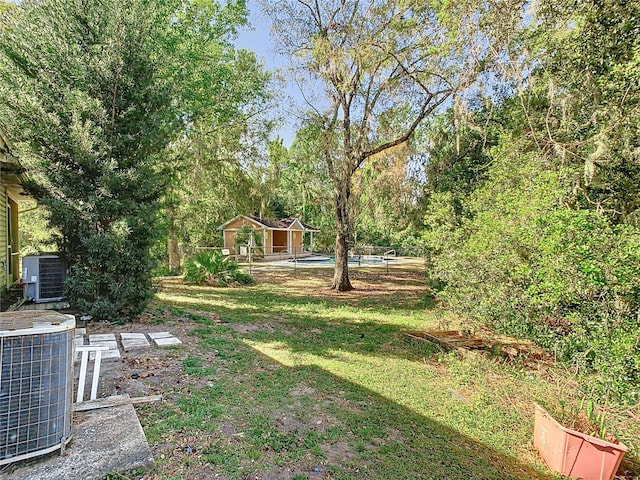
<box><xmin>90</xmin><ymin>349</ymin><xmax>121</xmax><ymax>361</ymax></box>
<box><xmin>89</xmin><ymin>333</ymin><xmax>116</xmax><ymax>342</ymax></box>
<box><xmin>89</xmin><ymin>340</ymin><xmax>118</xmax><ymax>349</ymax></box>
<box><xmin>147</xmin><ymin>331</ymin><xmax>173</xmax><ymax>339</ymax></box>
<box><xmin>86</xmin><ymin>340</ymin><xmax>121</xmax><ymax>360</ymax></box>
<box><xmin>120</xmin><ymin>332</ymin><xmax>147</xmax><ymax>340</ymax></box>
<box><xmin>121</xmin><ymin>333</ymin><xmax>150</xmax><ymax>351</ymax></box>
<box><xmin>153</xmin><ymin>336</ymin><xmax>182</xmax><ymax>346</ymax></box>
<box><xmin>6</xmin><ymin>396</ymin><xmax>154</xmax><ymax>480</ymax></box>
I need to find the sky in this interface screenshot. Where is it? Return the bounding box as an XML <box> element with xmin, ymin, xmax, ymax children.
<box><xmin>233</xmin><ymin>2</ymin><xmax>300</xmax><ymax>147</ymax></box>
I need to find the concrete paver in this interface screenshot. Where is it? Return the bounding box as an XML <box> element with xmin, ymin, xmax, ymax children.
<box><xmin>147</xmin><ymin>331</ymin><xmax>174</xmax><ymax>339</ymax></box>
<box><xmin>120</xmin><ymin>333</ymin><xmax>150</xmax><ymax>350</ymax></box>
<box><xmin>89</xmin><ymin>333</ymin><xmax>117</xmax><ymax>342</ymax></box>
<box><xmin>153</xmin><ymin>336</ymin><xmax>182</xmax><ymax>346</ymax></box>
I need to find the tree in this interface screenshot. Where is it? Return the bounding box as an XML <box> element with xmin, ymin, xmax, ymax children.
<box><xmin>417</xmin><ymin>0</ymin><xmax>640</xmax><ymax>403</ymax></box>
<box><xmin>0</xmin><ymin>0</ymin><xmax>184</xmax><ymax>320</ymax></box>
<box><xmin>159</xmin><ymin>2</ymin><xmax>274</xmax><ymax>272</ymax></box>
<box><xmin>264</xmin><ymin>0</ymin><xmax>498</xmax><ymax>291</ymax></box>
<box><xmin>532</xmin><ymin>0</ymin><xmax>640</xmax><ymax>224</ymax></box>
<box><xmin>163</xmin><ymin>46</ymin><xmax>272</xmax><ymax>272</ymax></box>
<box><xmin>271</xmin><ymin>123</ymin><xmax>336</xmax><ymax>249</ymax></box>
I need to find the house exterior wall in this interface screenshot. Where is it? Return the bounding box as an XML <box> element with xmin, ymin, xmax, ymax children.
<box><xmin>0</xmin><ymin>184</ymin><xmax>7</xmax><ymax>292</ymax></box>
<box><xmin>7</xmin><ymin>196</ymin><xmax>18</xmax><ymax>281</ymax></box>
<box><xmin>0</xmin><ymin>132</ymin><xmax>22</xmax><ymax>292</ymax></box>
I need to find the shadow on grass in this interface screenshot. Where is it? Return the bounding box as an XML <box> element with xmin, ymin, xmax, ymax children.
<box><xmin>160</xmin><ymin>296</ymin><xmax>440</xmax><ymax>364</ymax></box>
<box><xmin>259</xmin><ymin>364</ymin><xmax>553</xmax><ymax>480</ymax></box>
<box><xmin>150</xmin><ymin>333</ymin><xmax>554</xmax><ymax>480</ymax></box>
<box><xmin>152</xmin><ymin>276</ymin><xmax>636</xmax><ymax>479</ymax></box>
<box><xmin>156</xmin><ymin>274</ymin><xmax>457</xmax><ymax>373</ymax></box>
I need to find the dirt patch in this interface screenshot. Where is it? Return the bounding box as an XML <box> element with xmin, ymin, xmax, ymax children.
<box><xmin>289</xmin><ymin>385</ymin><xmax>316</xmax><ymax>396</ymax></box>
<box><xmin>230</xmin><ymin>322</ymin><xmax>275</xmax><ymax>334</ymax></box>
<box><xmin>249</xmin><ymin>270</ymin><xmax>426</xmax><ymax>303</ymax></box>
<box><xmin>321</xmin><ymin>438</ymin><xmax>358</xmax><ymax>466</ymax></box>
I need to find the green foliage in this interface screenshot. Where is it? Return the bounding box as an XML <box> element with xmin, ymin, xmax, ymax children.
<box><xmin>183</xmin><ymin>251</ymin><xmax>252</xmax><ymax>286</ymax></box>
<box><xmin>531</xmin><ymin>0</ymin><xmax>640</xmax><ymax>224</ymax></box>
<box><xmin>18</xmin><ymin>202</ymin><xmax>58</xmax><ymax>256</ymax></box>
<box><xmin>0</xmin><ymin>0</ymin><xmax>182</xmax><ymax>321</ymax></box>
<box><xmin>266</xmin><ymin>0</ymin><xmax>506</xmax><ymax>290</ymax></box>
<box><xmin>279</xmin><ymin>124</ymin><xmax>336</xmax><ymax>250</ymax></box>
<box><xmin>419</xmin><ymin>0</ymin><xmax>640</xmax><ymax>403</ymax></box>
<box><xmin>159</xmin><ymin>7</ymin><xmax>273</xmax><ymax>257</ymax></box>
<box><xmin>234</xmin><ymin>226</ymin><xmax>262</xmax><ymax>252</ymax></box>
<box><xmin>425</xmin><ymin>126</ymin><xmax>640</xmax><ymax>404</ymax></box>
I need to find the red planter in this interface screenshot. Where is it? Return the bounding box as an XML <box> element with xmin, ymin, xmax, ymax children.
<box><xmin>534</xmin><ymin>404</ymin><xmax>628</xmax><ymax>480</ymax></box>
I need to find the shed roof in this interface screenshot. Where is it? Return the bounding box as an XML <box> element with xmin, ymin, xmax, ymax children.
<box><xmin>219</xmin><ymin>215</ymin><xmax>319</xmax><ymax>232</ymax></box>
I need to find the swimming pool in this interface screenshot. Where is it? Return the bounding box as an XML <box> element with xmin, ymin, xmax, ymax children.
<box><xmin>290</xmin><ymin>255</ymin><xmax>395</xmax><ymax>265</ymax></box>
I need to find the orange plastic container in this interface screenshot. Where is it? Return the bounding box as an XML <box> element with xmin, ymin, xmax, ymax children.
<box><xmin>534</xmin><ymin>404</ymin><xmax>628</xmax><ymax>480</ymax></box>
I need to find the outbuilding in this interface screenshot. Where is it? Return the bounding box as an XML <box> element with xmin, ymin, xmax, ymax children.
<box><xmin>218</xmin><ymin>215</ymin><xmax>319</xmax><ymax>256</ymax></box>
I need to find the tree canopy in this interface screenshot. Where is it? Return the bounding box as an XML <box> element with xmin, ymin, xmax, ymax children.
<box><xmin>263</xmin><ymin>0</ymin><xmax>506</xmax><ymax>290</ymax></box>
<box><xmin>0</xmin><ymin>0</ymin><xmax>256</xmax><ymax>320</ymax></box>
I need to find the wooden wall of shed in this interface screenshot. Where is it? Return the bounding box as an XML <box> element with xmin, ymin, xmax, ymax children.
<box><xmin>224</xmin><ymin>230</ymin><xmax>237</xmax><ymax>254</ymax></box>
<box><xmin>291</xmin><ymin>230</ymin><xmax>303</xmax><ymax>254</ymax></box>
<box><xmin>273</xmin><ymin>230</ymin><xmax>287</xmax><ymax>252</ymax></box>
<box><xmin>263</xmin><ymin>229</ymin><xmax>272</xmax><ymax>254</ymax></box>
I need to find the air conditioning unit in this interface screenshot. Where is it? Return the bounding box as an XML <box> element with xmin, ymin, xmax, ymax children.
<box><xmin>0</xmin><ymin>311</ymin><xmax>75</xmax><ymax>465</ymax></box>
<box><xmin>22</xmin><ymin>255</ymin><xmax>66</xmax><ymax>303</ymax></box>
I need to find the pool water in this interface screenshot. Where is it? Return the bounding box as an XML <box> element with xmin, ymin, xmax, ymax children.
<box><xmin>291</xmin><ymin>255</ymin><xmax>394</xmax><ymax>265</ymax></box>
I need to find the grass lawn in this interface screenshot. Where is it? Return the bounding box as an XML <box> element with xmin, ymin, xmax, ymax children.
<box><xmin>132</xmin><ymin>266</ymin><xmax>639</xmax><ymax>480</ymax></box>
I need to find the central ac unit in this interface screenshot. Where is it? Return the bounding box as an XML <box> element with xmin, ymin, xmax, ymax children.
<box><xmin>22</xmin><ymin>255</ymin><xmax>66</xmax><ymax>303</ymax></box>
<box><xmin>0</xmin><ymin>311</ymin><xmax>75</xmax><ymax>465</ymax></box>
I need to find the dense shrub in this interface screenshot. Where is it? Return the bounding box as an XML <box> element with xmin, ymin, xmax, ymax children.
<box><xmin>0</xmin><ymin>0</ymin><xmax>178</xmax><ymax>322</ymax></box>
<box><xmin>183</xmin><ymin>251</ymin><xmax>253</xmax><ymax>286</ymax></box>
<box><xmin>427</xmin><ymin>147</ymin><xmax>640</xmax><ymax>404</ymax></box>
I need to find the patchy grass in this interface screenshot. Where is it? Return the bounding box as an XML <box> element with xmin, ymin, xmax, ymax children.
<box><xmin>131</xmin><ymin>268</ymin><xmax>639</xmax><ymax>480</ymax></box>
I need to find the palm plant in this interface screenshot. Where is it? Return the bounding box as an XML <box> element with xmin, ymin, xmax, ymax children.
<box><xmin>183</xmin><ymin>251</ymin><xmax>253</xmax><ymax>286</ymax></box>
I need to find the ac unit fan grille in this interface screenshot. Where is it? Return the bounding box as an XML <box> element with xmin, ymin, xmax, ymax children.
<box><xmin>38</xmin><ymin>258</ymin><xmax>65</xmax><ymax>300</ymax></box>
<box><xmin>0</xmin><ymin>331</ymin><xmax>73</xmax><ymax>462</ymax></box>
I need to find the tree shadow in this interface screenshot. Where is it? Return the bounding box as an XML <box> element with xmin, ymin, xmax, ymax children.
<box><xmin>227</xmin><ymin>356</ymin><xmax>554</xmax><ymax>479</ymax></box>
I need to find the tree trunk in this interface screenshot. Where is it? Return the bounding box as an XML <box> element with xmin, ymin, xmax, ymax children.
<box><xmin>167</xmin><ymin>227</ymin><xmax>181</xmax><ymax>275</ymax></box>
<box><xmin>332</xmin><ymin>184</ymin><xmax>353</xmax><ymax>292</ymax></box>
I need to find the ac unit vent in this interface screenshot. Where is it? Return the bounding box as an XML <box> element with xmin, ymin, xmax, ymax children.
<box><xmin>22</xmin><ymin>255</ymin><xmax>66</xmax><ymax>303</ymax></box>
<box><xmin>0</xmin><ymin>311</ymin><xmax>75</xmax><ymax>465</ymax></box>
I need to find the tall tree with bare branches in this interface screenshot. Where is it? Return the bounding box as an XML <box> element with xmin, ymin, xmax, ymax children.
<box><xmin>263</xmin><ymin>0</ymin><xmax>497</xmax><ymax>290</ymax></box>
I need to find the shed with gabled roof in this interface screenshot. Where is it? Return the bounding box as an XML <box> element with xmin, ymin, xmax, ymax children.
<box><xmin>218</xmin><ymin>215</ymin><xmax>319</xmax><ymax>256</ymax></box>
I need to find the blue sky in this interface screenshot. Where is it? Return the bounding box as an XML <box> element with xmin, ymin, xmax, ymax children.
<box><xmin>233</xmin><ymin>2</ymin><xmax>299</xmax><ymax>147</ymax></box>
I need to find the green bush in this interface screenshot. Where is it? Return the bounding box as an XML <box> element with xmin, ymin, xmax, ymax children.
<box><xmin>64</xmin><ymin>217</ymin><xmax>157</xmax><ymax>323</ymax></box>
<box><xmin>183</xmin><ymin>251</ymin><xmax>253</xmax><ymax>287</ymax></box>
<box><xmin>427</xmin><ymin>147</ymin><xmax>640</xmax><ymax>404</ymax></box>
